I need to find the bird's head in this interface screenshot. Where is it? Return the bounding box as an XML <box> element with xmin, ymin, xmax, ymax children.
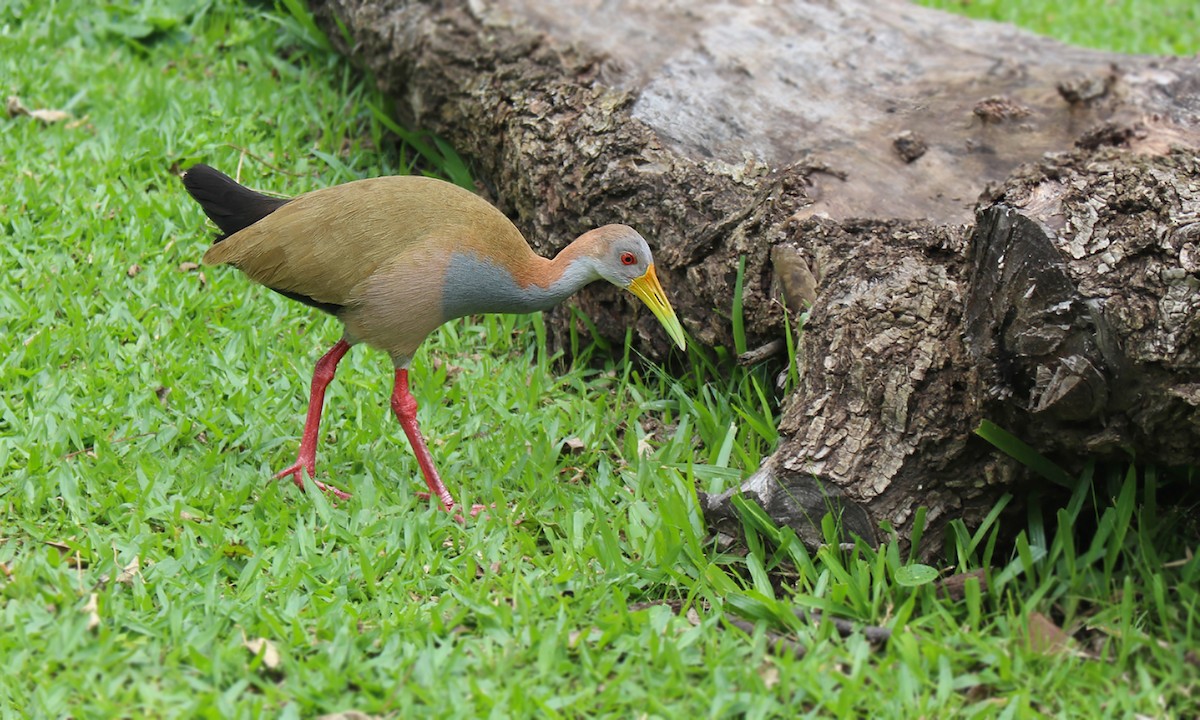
<box><xmin>585</xmin><ymin>224</ymin><xmax>687</xmax><ymax>351</ymax></box>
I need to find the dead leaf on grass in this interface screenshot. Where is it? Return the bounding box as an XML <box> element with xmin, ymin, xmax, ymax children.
<box><xmin>44</xmin><ymin>540</ymin><xmax>89</xmax><ymax>568</ymax></box>
<box><xmin>1027</xmin><ymin>611</ymin><xmax>1071</xmax><ymax>655</ymax></box>
<box><xmin>636</xmin><ymin>433</ymin><xmax>655</xmax><ymax>457</ymax></box>
<box><xmin>936</xmin><ymin>569</ymin><xmax>987</xmax><ymax>601</ymax></box>
<box><xmin>98</xmin><ymin>555</ymin><xmax>142</xmax><ymax>587</ymax></box>
<box><xmin>82</xmin><ymin>593</ymin><xmax>100</xmax><ymax>631</ymax></box>
<box><xmin>32</xmin><ymin>109</ymin><xmax>71</xmax><ymax>123</ymax></box>
<box><xmin>115</xmin><ymin>555</ymin><xmax>140</xmax><ymax>584</ymax></box>
<box><xmin>243</xmin><ymin>636</ymin><xmax>281</xmax><ymax>669</ymax></box>
<box><xmin>178</xmin><ymin>261</ymin><xmax>200</xmax><ymax>272</ymax></box>
<box><xmin>429</xmin><ymin>357</ymin><xmax>464</xmax><ymax>377</ymax></box>
<box><xmin>758</xmin><ymin>659</ymin><xmax>780</xmax><ymax>689</ymax></box>
<box><xmin>6</xmin><ymin>95</ymin><xmax>72</xmax><ymax>124</ymax></box>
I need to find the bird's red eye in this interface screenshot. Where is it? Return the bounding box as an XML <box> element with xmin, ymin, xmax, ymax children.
<box><xmin>620</xmin><ymin>252</ymin><xmax>637</xmax><ymax>266</ymax></box>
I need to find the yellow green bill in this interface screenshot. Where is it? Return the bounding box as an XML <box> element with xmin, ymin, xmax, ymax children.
<box><xmin>627</xmin><ymin>264</ymin><xmax>687</xmax><ymax>351</ymax></box>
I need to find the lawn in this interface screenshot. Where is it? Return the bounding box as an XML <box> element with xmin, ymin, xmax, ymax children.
<box><xmin>1</xmin><ymin>0</ymin><xmax>1197</xmax><ymax>717</ymax></box>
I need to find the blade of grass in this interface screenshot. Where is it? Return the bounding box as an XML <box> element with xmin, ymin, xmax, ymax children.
<box><xmin>976</xmin><ymin>420</ymin><xmax>1077</xmax><ymax>489</ymax></box>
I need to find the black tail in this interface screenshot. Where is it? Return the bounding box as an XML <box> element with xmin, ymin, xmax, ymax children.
<box><xmin>182</xmin><ymin>164</ymin><xmax>290</xmax><ymax>241</ymax></box>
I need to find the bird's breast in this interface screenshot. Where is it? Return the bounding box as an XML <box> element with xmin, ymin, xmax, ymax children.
<box><xmin>441</xmin><ymin>252</ymin><xmax>566</xmax><ymax>319</ymax></box>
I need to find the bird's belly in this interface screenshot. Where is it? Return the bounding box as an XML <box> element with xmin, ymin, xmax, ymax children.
<box><xmin>338</xmin><ymin>260</ymin><xmax>448</xmax><ymax>365</ymax></box>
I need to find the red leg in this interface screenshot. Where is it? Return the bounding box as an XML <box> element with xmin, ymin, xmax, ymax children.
<box><xmin>390</xmin><ymin>368</ymin><xmax>458</xmax><ymax>512</ymax></box>
<box><xmin>391</xmin><ymin>370</ymin><xmax>492</xmax><ymax>519</ymax></box>
<box><xmin>274</xmin><ymin>339</ymin><xmax>352</xmax><ymax>500</ymax></box>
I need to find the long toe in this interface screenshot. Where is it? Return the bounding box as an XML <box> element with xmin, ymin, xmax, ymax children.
<box><xmin>273</xmin><ymin>462</ymin><xmax>307</xmax><ymax>483</ymax></box>
<box><xmin>415</xmin><ymin>492</ymin><xmax>500</xmax><ymax>522</ymax></box>
<box><xmin>311</xmin><ymin>478</ymin><xmax>352</xmax><ymax>500</ymax></box>
<box><xmin>465</xmin><ymin>503</ymin><xmax>495</xmax><ymax>517</ymax></box>
<box><xmin>273</xmin><ymin>462</ymin><xmax>351</xmax><ymax>500</ymax></box>
<box><xmin>453</xmin><ymin>504</ymin><xmax>507</xmax><ymax>524</ymax></box>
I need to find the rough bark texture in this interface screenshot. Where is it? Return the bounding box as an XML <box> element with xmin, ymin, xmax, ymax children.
<box><xmin>968</xmin><ymin>150</ymin><xmax>1200</xmax><ymax>467</ymax></box>
<box><xmin>703</xmin><ymin>148</ymin><xmax>1200</xmax><ymax>554</ymax></box>
<box><xmin>308</xmin><ymin>0</ymin><xmax>1200</xmax><ymax>554</ymax></box>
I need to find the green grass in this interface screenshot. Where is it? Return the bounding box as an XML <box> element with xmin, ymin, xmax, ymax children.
<box><xmin>918</xmin><ymin>0</ymin><xmax>1199</xmax><ymax>55</ymax></box>
<box><xmin>1</xmin><ymin>0</ymin><xmax>1198</xmax><ymax>717</ymax></box>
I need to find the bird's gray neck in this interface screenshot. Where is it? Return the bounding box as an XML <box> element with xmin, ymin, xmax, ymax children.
<box><xmin>440</xmin><ymin>252</ymin><xmax>600</xmax><ymax>320</ymax></box>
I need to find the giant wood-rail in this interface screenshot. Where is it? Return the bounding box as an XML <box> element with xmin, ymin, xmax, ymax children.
<box><xmin>183</xmin><ymin>164</ymin><xmax>686</xmax><ymax>514</ymax></box>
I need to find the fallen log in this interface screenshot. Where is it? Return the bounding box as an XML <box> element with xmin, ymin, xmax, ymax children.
<box><xmin>309</xmin><ymin>0</ymin><xmax>1200</xmax><ymax>553</ymax></box>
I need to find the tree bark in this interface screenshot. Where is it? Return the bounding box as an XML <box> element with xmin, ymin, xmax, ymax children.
<box><xmin>309</xmin><ymin>0</ymin><xmax>1200</xmax><ymax>554</ymax></box>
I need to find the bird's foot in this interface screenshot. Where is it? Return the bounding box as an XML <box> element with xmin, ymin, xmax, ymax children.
<box><xmin>274</xmin><ymin>462</ymin><xmax>352</xmax><ymax>500</ymax></box>
<box><xmin>416</xmin><ymin>491</ymin><xmax>496</xmax><ymax>522</ymax></box>
<box><xmin>459</xmin><ymin>503</ymin><xmax>495</xmax><ymax>521</ymax></box>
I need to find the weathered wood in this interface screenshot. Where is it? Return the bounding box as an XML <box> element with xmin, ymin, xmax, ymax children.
<box><xmin>703</xmin><ymin>148</ymin><xmax>1200</xmax><ymax>557</ymax></box>
<box><xmin>967</xmin><ymin>149</ymin><xmax>1200</xmax><ymax>467</ymax></box>
<box><xmin>703</xmin><ymin>216</ymin><xmax>1006</xmax><ymax>553</ymax></box>
<box><xmin>309</xmin><ymin>0</ymin><xmax>1200</xmax><ymax>553</ymax></box>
